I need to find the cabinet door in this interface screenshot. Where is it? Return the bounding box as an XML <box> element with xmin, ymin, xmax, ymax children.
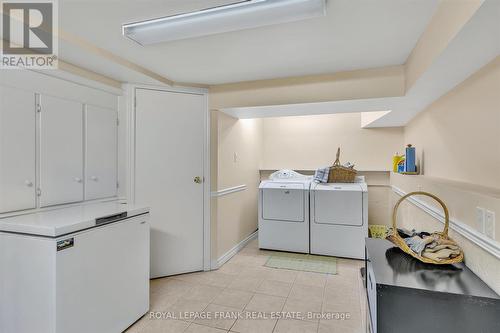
<box><xmin>85</xmin><ymin>106</ymin><xmax>117</xmax><ymax>200</ymax></box>
<box><xmin>40</xmin><ymin>95</ymin><xmax>83</xmax><ymax>207</ymax></box>
<box><xmin>0</xmin><ymin>86</ymin><xmax>36</xmax><ymax>213</ymax></box>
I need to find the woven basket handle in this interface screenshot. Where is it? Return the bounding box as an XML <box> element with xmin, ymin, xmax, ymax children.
<box><xmin>392</xmin><ymin>191</ymin><xmax>450</xmax><ymax>237</ymax></box>
<box><xmin>333</xmin><ymin>147</ymin><xmax>341</xmax><ymax>166</ymax></box>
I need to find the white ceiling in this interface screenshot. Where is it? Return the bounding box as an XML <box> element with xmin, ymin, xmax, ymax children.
<box><xmin>58</xmin><ymin>0</ymin><xmax>439</xmax><ymax>85</ymax></box>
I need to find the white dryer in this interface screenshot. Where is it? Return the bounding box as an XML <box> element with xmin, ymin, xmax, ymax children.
<box><xmin>258</xmin><ymin>170</ymin><xmax>311</xmax><ymax>253</ymax></box>
<box><xmin>310</xmin><ymin>177</ymin><xmax>368</xmax><ymax>259</ymax></box>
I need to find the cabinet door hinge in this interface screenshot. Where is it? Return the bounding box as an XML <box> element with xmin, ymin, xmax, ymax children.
<box><xmin>116</xmin><ymin>118</ymin><xmax>120</xmax><ymax>126</ymax></box>
<box><xmin>36</xmin><ymin>104</ymin><xmax>41</xmax><ymax>113</ymax></box>
<box><xmin>116</xmin><ymin>181</ymin><xmax>119</xmax><ymax>189</ymax></box>
<box><xmin>36</xmin><ymin>188</ymin><xmax>42</xmax><ymax>196</ymax></box>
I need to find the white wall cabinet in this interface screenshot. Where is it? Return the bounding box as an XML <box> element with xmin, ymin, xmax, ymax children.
<box><xmin>0</xmin><ymin>87</ymin><xmax>37</xmax><ymax>213</ymax></box>
<box><xmin>85</xmin><ymin>106</ymin><xmax>118</xmax><ymax>200</ymax></box>
<box><xmin>0</xmin><ymin>73</ymin><xmax>119</xmax><ymax>214</ymax></box>
<box><xmin>40</xmin><ymin>95</ymin><xmax>84</xmax><ymax>207</ymax></box>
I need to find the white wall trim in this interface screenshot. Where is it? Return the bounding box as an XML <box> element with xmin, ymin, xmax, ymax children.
<box><xmin>211</xmin><ymin>184</ymin><xmax>247</xmax><ymax>197</ymax></box>
<box><xmin>214</xmin><ymin>230</ymin><xmax>259</xmax><ymax>269</ymax></box>
<box><xmin>392</xmin><ymin>186</ymin><xmax>500</xmax><ymax>259</ymax></box>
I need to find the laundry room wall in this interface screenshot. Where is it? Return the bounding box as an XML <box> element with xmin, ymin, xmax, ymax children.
<box><xmin>404</xmin><ymin>56</ymin><xmax>500</xmax><ymax>188</ymax></box>
<box><xmin>261</xmin><ymin>113</ymin><xmax>403</xmax><ymax>171</ymax></box>
<box><xmin>210</xmin><ymin>111</ymin><xmax>263</xmax><ymax>263</ymax></box>
<box><xmin>393</xmin><ymin>56</ymin><xmax>500</xmax><ymax>294</ymax></box>
<box><xmin>259</xmin><ymin>113</ymin><xmax>404</xmax><ymax>227</ymax></box>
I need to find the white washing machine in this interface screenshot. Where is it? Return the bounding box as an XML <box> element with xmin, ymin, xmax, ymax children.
<box><xmin>258</xmin><ymin>170</ymin><xmax>311</xmax><ymax>253</ymax></box>
<box><xmin>310</xmin><ymin>176</ymin><xmax>368</xmax><ymax>259</ymax></box>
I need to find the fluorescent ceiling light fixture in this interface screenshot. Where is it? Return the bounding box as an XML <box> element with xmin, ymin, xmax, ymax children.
<box><xmin>122</xmin><ymin>0</ymin><xmax>326</xmax><ymax>45</ymax></box>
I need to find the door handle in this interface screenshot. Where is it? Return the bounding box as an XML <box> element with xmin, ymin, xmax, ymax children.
<box><xmin>74</xmin><ymin>177</ymin><xmax>82</xmax><ymax>183</ymax></box>
<box><xmin>194</xmin><ymin>176</ymin><xmax>203</xmax><ymax>184</ymax></box>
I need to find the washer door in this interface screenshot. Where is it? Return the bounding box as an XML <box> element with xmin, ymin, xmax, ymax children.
<box><xmin>313</xmin><ymin>184</ymin><xmax>363</xmax><ymax>226</ymax></box>
<box><xmin>262</xmin><ymin>183</ymin><xmax>305</xmax><ymax>222</ymax></box>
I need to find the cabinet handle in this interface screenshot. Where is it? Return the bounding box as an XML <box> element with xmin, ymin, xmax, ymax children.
<box><xmin>74</xmin><ymin>177</ymin><xmax>82</xmax><ymax>183</ymax></box>
<box><xmin>24</xmin><ymin>180</ymin><xmax>33</xmax><ymax>187</ymax></box>
<box><xmin>90</xmin><ymin>176</ymin><xmax>98</xmax><ymax>181</ymax></box>
<box><xmin>194</xmin><ymin>176</ymin><xmax>203</xmax><ymax>184</ymax></box>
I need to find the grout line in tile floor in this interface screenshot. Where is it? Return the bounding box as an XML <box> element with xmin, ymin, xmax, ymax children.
<box><xmin>128</xmin><ymin>239</ymin><xmax>366</xmax><ymax>333</ymax></box>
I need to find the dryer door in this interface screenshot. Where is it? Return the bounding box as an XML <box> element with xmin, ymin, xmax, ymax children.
<box><xmin>262</xmin><ymin>183</ymin><xmax>305</xmax><ymax>222</ymax></box>
<box><xmin>313</xmin><ymin>184</ymin><xmax>363</xmax><ymax>226</ymax></box>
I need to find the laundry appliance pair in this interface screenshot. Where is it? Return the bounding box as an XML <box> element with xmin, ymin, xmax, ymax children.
<box><xmin>258</xmin><ymin>170</ymin><xmax>368</xmax><ymax>259</ymax></box>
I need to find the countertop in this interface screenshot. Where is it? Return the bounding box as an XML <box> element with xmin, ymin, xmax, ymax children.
<box><xmin>0</xmin><ymin>202</ymin><xmax>149</xmax><ymax>237</ymax></box>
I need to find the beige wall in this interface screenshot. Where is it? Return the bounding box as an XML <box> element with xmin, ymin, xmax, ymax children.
<box><xmin>216</xmin><ymin>116</ymin><xmax>263</xmax><ymax>189</ymax></box>
<box><xmin>405</xmin><ymin>56</ymin><xmax>500</xmax><ymax>188</ymax></box>
<box><xmin>395</xmin><ymin>57</ymin><xmax>500</xmax><ymax>294</ymax></box>
<box><xmin>212</xmin><ymin>112</ymin><xmax>262</xmax><ymax>258</ymax></box>
<box><xmin>261</xmin><ymin>113</ymin><xmax>404</xmax><ymax>171</ymax></box>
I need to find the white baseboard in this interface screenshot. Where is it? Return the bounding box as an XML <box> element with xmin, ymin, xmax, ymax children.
<box><xmin>213</xmin><ymin>230</ymin><xmax>258</xmax><ymax>269</ymax></box>
<box><xmin>392</xmin><ymin>186</ymin><xmax>500</xmax><ymax>259</ymax></box>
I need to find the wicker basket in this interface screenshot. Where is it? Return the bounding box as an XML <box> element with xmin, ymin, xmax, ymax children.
<box><xmin>328</xmin><ymin>148</ymin><xmax>357</xmax><ymax>183</ymax></box>
<box><xmin>387</xmin><ymin>191</ymin><xmax>464</xmax><ymax>265</ymax></box>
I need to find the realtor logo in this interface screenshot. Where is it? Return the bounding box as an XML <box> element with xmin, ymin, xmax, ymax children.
<box><xmin>1</xmin><ymin>0</ymin><xmax>58</xmax><ymax>68</ymax></box>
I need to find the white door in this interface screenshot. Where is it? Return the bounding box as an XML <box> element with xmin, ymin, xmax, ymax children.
<box><xmin>0</xmin><ymin>86</ymin><xmax>36</xmax><ymax>213</ymax></box>
<box><xmin>135</xmin><ymin>88</ymin><xmax>205</xmax><ymax>278</ymax></box>
<box><xmin>40</xmin><ymin>95</ymin><xmax>84</xmax><ymax>207</ymax></box>
<box><xmin>85</xmin><ymin>105</ymin><xmax>118</xmax><ymax>200</ymax></box>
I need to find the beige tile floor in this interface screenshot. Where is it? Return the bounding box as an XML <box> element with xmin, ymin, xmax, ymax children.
<box><xmin>126</xmin><ymin>238</ymin><xmax>367</xmax><ymax>333</ymax></box>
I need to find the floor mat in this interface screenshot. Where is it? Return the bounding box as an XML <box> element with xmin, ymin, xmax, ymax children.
<box><xmin>264</xmin><ymin>252</ymin><xmax>337</xmax><ymax>274</ymax></box>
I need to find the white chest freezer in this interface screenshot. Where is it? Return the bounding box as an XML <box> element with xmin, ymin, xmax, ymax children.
<box><xmin>0</xmin><ymin>202</ymin><xmax>150</xmax><ymax>333</ymax></box>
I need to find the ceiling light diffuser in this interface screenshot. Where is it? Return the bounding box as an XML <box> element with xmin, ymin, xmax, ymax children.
<box><xmin>122</xmin><ymin>0</ymin><xmax>326</xmax><ymax>45</ymax></box>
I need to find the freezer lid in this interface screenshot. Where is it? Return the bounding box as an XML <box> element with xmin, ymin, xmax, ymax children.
<box><xmin>0</xmin><ymin>202</ymin><xmax>149</xmax><ymax>237</ymax></box>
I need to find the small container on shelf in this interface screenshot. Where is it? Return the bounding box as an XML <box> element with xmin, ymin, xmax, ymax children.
<box><xmin>404</xmin><ymin>144</ymin><xmax>417</xmax><ymax>173</ymax></box>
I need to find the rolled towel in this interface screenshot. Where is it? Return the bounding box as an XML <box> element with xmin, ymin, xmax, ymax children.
<box><xmin>424</xmin><ymin>244</ymin><xmax>459</xmax><ymax>253</ymax></box>
<box><xmin>430</xmin><ymin>234</ymin><xmax>457</xmax><ymax>246</ymax></box>
<box><xmin>404</xmin><ymin>235</ymin><xmax>434</xmax><ymax>255</ymax></box>
<box><xmin>314</xmin><ymin>167</ymin><xmax>330</xmax><ymax>183</ymax></box>
<box><xmin>422</xmin><ymin>248</ymin><xmax>461</xmax><ymax>261</ymax></box>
